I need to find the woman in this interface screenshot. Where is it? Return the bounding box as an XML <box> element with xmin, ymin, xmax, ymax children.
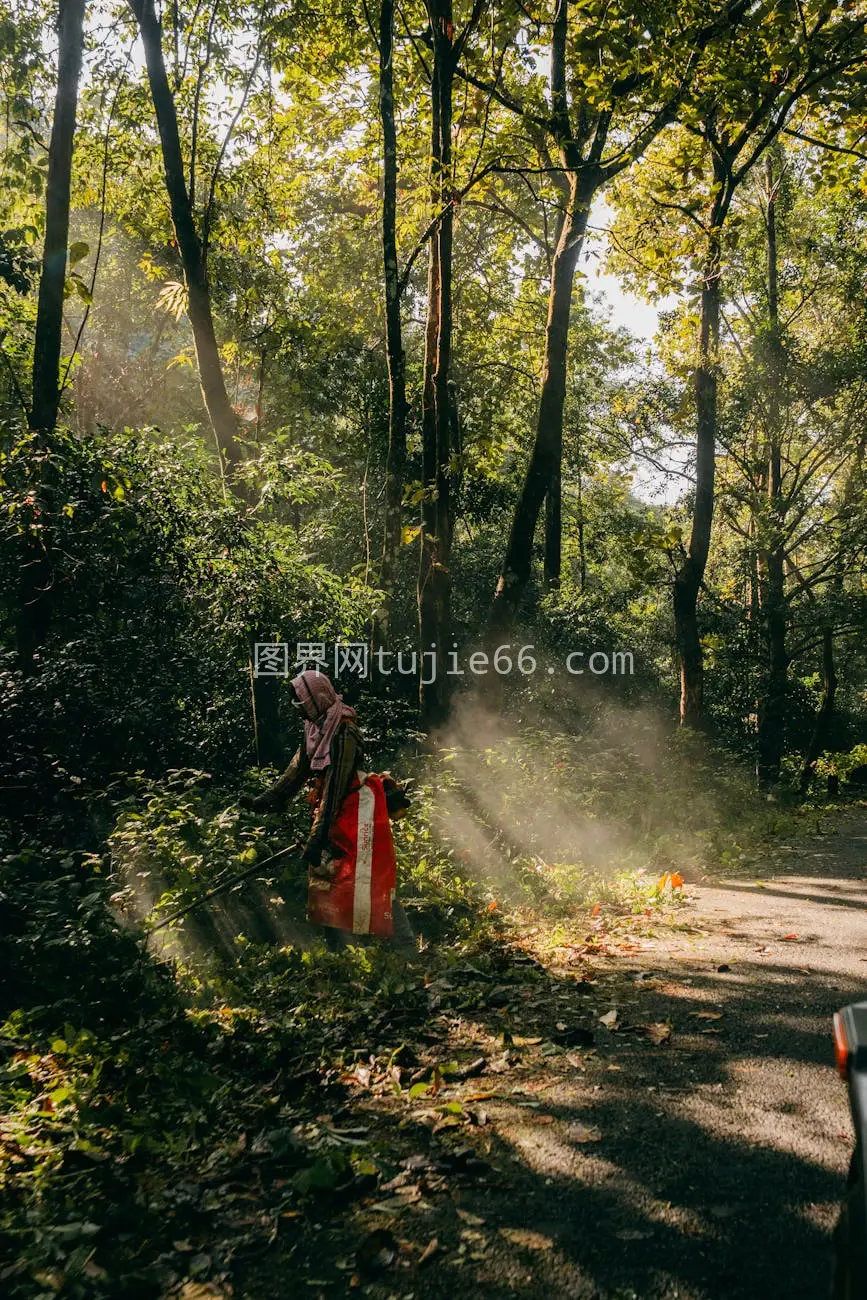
<box><xmin>242</xmin><ymin>670</ymin><xmax>414</xmax><ymax>950</ymax></box>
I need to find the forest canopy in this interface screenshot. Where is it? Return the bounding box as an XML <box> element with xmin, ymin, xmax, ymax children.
<box><xmin>2</xmin><ymin>0</ymin><xmax>865</xmax><ymax>784</ymax></box>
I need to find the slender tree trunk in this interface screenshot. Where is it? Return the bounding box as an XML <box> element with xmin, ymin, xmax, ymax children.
<box><xmin>248</xmin><ymin>633</ymin><xmax>282</xmax><ymax>767</ymax></box>
<box><xmin>747</xmin><ymin>515</ymin><xmax>759</xmax><ymax>621</ymax></box>
<box><xmin>129</xmin><ymin>0</ymin><xmax>242</xmax><ymax>475</ymax></box>
<box><xmin>19</xmin><ymin>0</ymin><xmax>86</xmax><ymax>676</ymax></box>
<box><xmin>544</xmin><ymin>459</ymin><xmax>561</xmax><ymax>590</ymax></box>
<box><xmin>30</xmin><ymin>0</ymin><xmax>86</xmax><ymax>434</ymax></box>
<box><xmin>674</xmin><ymin>247</ymin><xmax>720</xmax><ymax>726</ymax></box>
<box><xmin>377</xmin><ymin>0</ymin><xmax>407</xmax><ymax>646</ymax></box>
<box><xmin>489</xmin><ymin>0</ymin><xmax>595</xmax><ymax>626</ymax></box>
<box><xmin>799</xmin><ymin>627</ymin><xmax>836</xmax><ymax>798</ymax></box>
<box><xmin>418</xmin><ymin>0</ymin><xmax>455</xmax><ymax>725</ymax></box>
<box><xmin>254</xmin><ymin>345</ymin><xmax>266</xmax><ymax>442</ymax></box>
<box><xmin>756</xmin><ymin>153</ymin><xmax>788</xmax><ymax>786</ymax></box>
<box><xmin>576</xmin><ymin>457</ymin><xmax>586</xmax><ymax>593</ymax></box>
<box><xmin>673</xmin><ymin>179</ymin><xmax>729</xmax><ymax>727</ymax></box>
<box><xmin>490</xmin><ymin>181</ymin><xmax>590</xmax><ymax>626</ymax></box>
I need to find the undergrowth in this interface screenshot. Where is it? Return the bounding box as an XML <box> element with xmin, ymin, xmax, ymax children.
<box><xmin>0</xmin><ymin>724</ymin><xmax>793</xmax><ymax>1297</ymax></box>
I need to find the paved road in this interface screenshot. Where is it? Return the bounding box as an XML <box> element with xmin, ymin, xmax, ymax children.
<box><xmin>428</xmin><ymin>814</ymin><xmax>867</xmax><ymax>1300</ymax></box>
<box><xmin>248</xmin><ymin>814</ymin><xmax>867</xmax><ymax>1300</ymax></box>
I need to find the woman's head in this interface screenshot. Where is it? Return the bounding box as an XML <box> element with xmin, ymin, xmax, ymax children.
<box><xmin>290</xmin><ymin>669</ymin><xmax>356</xmax><ymax>771</ymax></box>
<box><xmin>290</xmin><ymin>669</ymin><xmax>339</xmax><ymax>722</ymax></box>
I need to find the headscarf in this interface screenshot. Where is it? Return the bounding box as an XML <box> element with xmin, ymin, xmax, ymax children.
<box><xmin>290</xmin><ymin>669</ymin><xmax>356</xmax><ymax>772</ymax></box>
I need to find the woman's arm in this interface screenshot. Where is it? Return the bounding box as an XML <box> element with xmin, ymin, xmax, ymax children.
<box><xmin>303</xmin><ymin>724</ymin><xmax>359</xmax><ymax>865</ymax></box>
<box><xmin>245</xmin><ymin>744</ymin><xmax>311</xmax><ymax>812</ymax></box>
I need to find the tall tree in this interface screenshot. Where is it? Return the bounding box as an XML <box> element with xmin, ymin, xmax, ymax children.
<box><xmin>128</xmin><ymin>0</ymin><xmax>243</xmax><ymax>476</ymax></box>
<box><xmin>673</xmin><ymin>149</ymin><xmax>734</xmax><ymax>728</ymax></box>
<box><xmin>376</xmin><ymin>0</ymin><xmax>407</xmax><ymax>645</ymax></box>
<box><xmin>675</xmin><ymin>15</ymin><xmax>864</xmax><ymax>728</ymax></box>
<box><xmin>30</xmin><ymin>0</ymin><xmax>86</xmax><ymax>434</ymax></box>
<box><xmin>417</xmin><ymin>0</ymin><xmax>485</xmax><ymax>723</ymax></box>
<box><xmin>608</xmin><ymin>4</ymin><xmax>867</xmax><ymax>727</ymax></box>
<box><xmin>754</xmin><ymin>149</ymin><xmax>787</xmax><ymax>783</ymax></box>
<box><xmin>475</xmin><ymin>0</ymin><xmax>755</xmax><ymax>629</ymax></box>
<box><xmin>18</xmin><ymin>0</ymin><xmax>86</xmax><ymax>676</ymax></box>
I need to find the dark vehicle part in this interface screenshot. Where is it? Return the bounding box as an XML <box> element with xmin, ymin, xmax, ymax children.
<box><xmin>833</xmin><ymin>1003</ymin><xmax>867</xmax><ymax>1298</ymax></box>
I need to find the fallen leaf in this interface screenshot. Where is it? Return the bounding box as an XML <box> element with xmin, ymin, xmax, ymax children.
<box><xmin>355</xmin><ymin>1228</ymin><xmax>398</xmax><ymax>1275</ymax></box>
<box><xmin>419</xmin><ymin>1237</ymin><xmax>439</xmax><ymax>1266</ymax></box>
<box><xmin>781</xmin><ymin>933</ymin><xmax>799</xmax><ymax>941</ymax></box>
<box><xmin>567</xmin><ymin>1122</ymin><xmax>602</xmax><ymax>1142</ymax></box>
<box><xmin>692</xmin><ymin>1011</ymin><xmax>723</xmax><ymax>1020</ymax></box>
<box><xmin>456</xmin><ymin>1210</ymin><xmax>486</xmax><ymax>1226</ymax></box>
<box><xmin>599</xmin><ymin>1010</ymin><xmax>619</xmax><ymax>1030</ymax></box>
<box><xmin>447</xmin><ymin>1057</ymin><xmax>488</xmax><ymax>1082</ymax></box>
<box><xmin>439</xmin><ymin>1100</ymin><xmax>465</xmax><ymax>1116</ymax></box>
<box><xmin>645</xmin><ymin>1022</ymin><xmax>672</xmax><ymax>1046</ymax></box>
<box><xmin>513</xmin><ymin>1035</ymin><xmax>543</xmax><ymax>1047</ymax></box>
<box><xmin>499</xmin><ymin>1228</ymin><xmax>553</xmax><ymax>1250</ymax></box>
<box><xmin>655</xmin><ymin>871</ymin><xmax>684</xmax><ymax>893</ymax></box>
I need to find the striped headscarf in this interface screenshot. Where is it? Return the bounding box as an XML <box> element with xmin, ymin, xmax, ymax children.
<box><xmin>290</xmin><ymin>669</ymin><xmax>356</xmax><ymax>772</ymax></box>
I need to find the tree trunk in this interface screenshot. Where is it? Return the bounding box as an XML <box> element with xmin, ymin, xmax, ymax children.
<box><xmin>248</xmin><ymin>633</ymin><xmax>283</xmax><ymax>767</ymax></box>
<box><xmin>377</xmin><ymin>0</ymin><xmax>407</xmax><ymax>646</ymax></box>
<box><xmin>19</xmin><ymin>0</ymin><xmax>86</xmax><ymax>676</ymax></box>
<box><xmin>418</xmin><ymin>0</ymin><xmax>455</xmax><ymax>725</ymax></box>
<box><xmin>673</xmin><ymin>184</ymin><xmax>728</xmax><ymax>728</ymax></box>
<box><xmin>756</xmin><ymin>152</ymin><xmax>788</xmax><ymax>786</ymax></box>
<box><xmin>30</xmin><ymin>0</ymin><xmax>86</xmax><ymax>434</ymax></box>
<box><xmin>488</xmin><ymin>0</ymin><xmax>594</xmax><ymax>626</ymax></box>
<box><xmin>576</xmin><ymin>459</ymin><xmax>586</xmax><ymax>593</ymax></box>
<box><xmin>129</xmin><ymin>0</ymin><xmax>242</xmax><ymax>475</ymax></box>
<box><xmin>489</xmin><ymin>183</ymin><xmax>589</xmax><ymax>627</ymax></box>
<box><xmin>799</xmin><ymin>627</ymin><xmax>837</xmax><ymax>798</ymax></box>
<box><xmin>544</xmin><ymin>459</ymin><xmax>561</xmax><ymax>590</ymax></box>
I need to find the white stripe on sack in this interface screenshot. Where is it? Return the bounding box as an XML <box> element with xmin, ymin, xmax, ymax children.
<box><xmin>352</xmin><ymin>779</ymin><xmax>375</xmax><ymax>933</ymax></box>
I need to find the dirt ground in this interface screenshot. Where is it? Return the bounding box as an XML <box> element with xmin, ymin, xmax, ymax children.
<box><xmin>244</xmin><ymin>811</ymin><xmax>867</xmax><ymax>1300</ymax></box>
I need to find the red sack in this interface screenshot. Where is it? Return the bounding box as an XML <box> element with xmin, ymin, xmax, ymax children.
<box><xmin>307</xmin><ymin>772</ymin><xmax>397</xmax><ymax>936</ymax></box>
